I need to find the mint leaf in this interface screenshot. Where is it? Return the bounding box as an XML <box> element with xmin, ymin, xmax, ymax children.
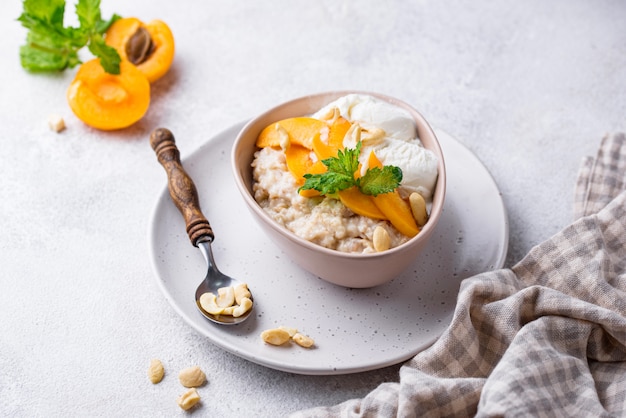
<box><xmin>300</xmin><ymin>144</ymin><xmax>361</xmax><ymax>194</ymax></box>
<box><xmin>75</xmin><ymin>0</ymin><xmax>101</xmax><ymax>29</ymax></box>
<box><xmin>301</xmin><ymin>171</ymin><xmax>355</xmax><ymax>195</ymax></box>
<box><xmin>358</xmin><ymin>166</ymin><xmax>402</xmax><ymax>196</ymax></box>
<box><xmin>18</xmin><ymin>11</ymin><xmax>82</xmax><ymax>71</ymax></box>
<box><xmin>76</xmin><ymin>0</ymin><xmax>121</xmax><ymax>73</ymax></box>
<box><xmin>21</xmin><ymin>0</ymin><xmax>65</xmax><ymax>25</ymax></box>
<box><xmin>19</xmin><ymin>43</ymin><xmax>80</xmax><ymax>72</ymax></box>
<box><xmin>327</xmin><ymin>143</ymin><xmax>361</xmax><ymax>178</ymax></box>
<box><xmin>88</xmin><ymin>35</ymin><xmax>121</xmax><ymax>74</ymax></box>
<box><xmin>18</xmin><ymin>0</ymin><xmax>122</xmax><ymax>73</ymax></box>
<box><xmin>95</xmin><ymin>13</ymin><xmax>121</xmax><ymax>34</ymax></box>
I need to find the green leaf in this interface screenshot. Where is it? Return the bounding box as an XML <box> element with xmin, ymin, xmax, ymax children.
<box><xmin>18</xmin><ymin>15</ymin><xmax>82</xmax><ymax>71</ymax></box>
<box><xmin>20</xmin><ymin>44</ymin><xmax>71</xmax><ymax>71</ymax></box>
<box><xmin>17</xmin><ymin>0</ymin><xmax>122</xmax><ymax>74</ymax></box>
<box><xmin>300</xmin><ymin>171</ymin><xmax>355</xmax><ymax>195</ymax></box>
<box><xmin>330</xmin><ymin>143</ymin><xmax>361</xmax><ymax>176</ymax></box>
<box><xmin>88</xmin><ymin>35</ymin><xmax>120</xmax><ymax>74</ymax></box>
<box><xmin>21</xmin><ymin>0</ymin><xmax>66</xmax><ymax>26</ymax></box>
<box><xmin>95</xmin><ymin>13</ymin><xmax>121</xmax><ymax>34</ymax></box>
<box><xmin>358</xmin><ymin>166</ymin><xmax>403</xmax><ymax>196</ymax></box>
<box><xmin>75</xmin><ymin>0</ymin><xmax>101</xmax><ymax>31</ymax></box>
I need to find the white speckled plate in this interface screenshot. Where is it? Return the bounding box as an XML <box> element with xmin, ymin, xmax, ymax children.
<box><xmin>148</xmin><ymin>122</ymin><xmax>508</xmax><ymax>375</ymax></box>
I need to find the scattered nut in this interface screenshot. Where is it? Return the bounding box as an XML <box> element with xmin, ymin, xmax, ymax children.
<box><xmin>178</xmin><ymin>366</ymin><xmax>206</xmax><ymax>388</ymax></box>
<box><xmin>293</xmin><ymin>333</ymin><xmax>315</xmax><ymax>348</ymax></box>
<box><xmin>372</xmin><ymin>225</ymin><xmax>391</xmax><ymax>252</ymax></box>
<box><xmin>279</xmin><ymin>326</ymin><xmax>298</xmax><ymax>337</ymax></box>
<box><xmin>409</xmin><ymin>192</ymin><xmax>428</xmax><ymax>226</ymax></box>
<box><xmin>260</xmin><ymin>328</ymin><xmax>291</xmax><ymax>346</ymax></box>
<box><xmin>261</xmin><ymin>327</ymin><xmax>315</xmax><ymax>348</ymax></box>
<box><xmin>177</xmin><ymin>387</ymin><xmax>201</xmax><ymax>411</ymax></box>
<box><xmin>147</xmin><ymin>359</ymin><xmax>164</xmax><ymax>384</ymax></box>
<box><xmin>48</xmin><ymin>114</ymin><xmax>66</xmax><ymax>132</ymax></box>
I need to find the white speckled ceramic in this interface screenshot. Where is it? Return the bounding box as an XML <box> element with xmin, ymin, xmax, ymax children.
<box><xmin>149</xmin><ymin>124</ymin><xmax>507</xmax><ymax>374</ymax></box>
<box><xmin>231</xmin><ymin>91</ymin><xmax>447</xmax><ymax>288</ymax></box>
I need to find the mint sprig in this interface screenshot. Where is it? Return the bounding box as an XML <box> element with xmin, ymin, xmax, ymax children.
<box><xmin>18</xmin><ymin>0</ymin><xmax>121</xmax><ymax>74</ymax></box>
<box><xmin>299</xmin><ymin>142</ymin><xmax>403</xmax><ymax>196</ymax></box>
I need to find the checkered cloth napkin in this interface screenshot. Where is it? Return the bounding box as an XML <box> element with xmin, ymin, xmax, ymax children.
<box><xmin>293</xmin><ymin>132</ymin><xmax>626</xmax><ymax>417</ymax></box>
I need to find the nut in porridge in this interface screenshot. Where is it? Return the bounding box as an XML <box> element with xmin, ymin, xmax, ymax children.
<box><xmin>373</xmin><ymin>226</ymin><xmax>391</xmax><ymax>252</ymax></box>
<box><xmin>409</xmin><ymin>192</ymin><xmax>429</xmax><ymax>227</ymax></box>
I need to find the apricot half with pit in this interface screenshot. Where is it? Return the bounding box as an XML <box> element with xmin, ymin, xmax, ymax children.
<box><xmin>105</xmin><ymin>17</ymin><xmax>175</xmax><ymax>83</ymax></box>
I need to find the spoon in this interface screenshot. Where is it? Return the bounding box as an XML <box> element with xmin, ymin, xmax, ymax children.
<box><xmin>150</xmin><ymin>127</ymin><xmax>253</xmax><ymax>325</ymax></box>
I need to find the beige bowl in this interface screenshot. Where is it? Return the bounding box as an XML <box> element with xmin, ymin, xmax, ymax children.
<box><xmin>231</xmin><ymin>91</ymin><xmax>446</xmax><ymax>288</ymax></box>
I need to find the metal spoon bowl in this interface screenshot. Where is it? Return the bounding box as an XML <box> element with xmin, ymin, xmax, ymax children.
<box><xmin>150</xmin><ymin>128</ymin><xmax>253</xmax><ymax>325</ymax></box>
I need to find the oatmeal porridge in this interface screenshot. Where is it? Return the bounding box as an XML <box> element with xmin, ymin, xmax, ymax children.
<box><xmin>251</xmin><ymin>94</ymin><xmax>438</xmax><ymax>254</ymax></box>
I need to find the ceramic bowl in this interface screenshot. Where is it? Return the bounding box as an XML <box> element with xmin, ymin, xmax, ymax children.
<box><xmin>231</xmin><ymin>91</ymin><xmax>446</xmax><ymax>288</ymax></box>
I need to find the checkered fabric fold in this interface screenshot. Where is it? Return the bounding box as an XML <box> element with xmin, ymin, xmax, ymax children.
<box><xmin>293</xmin><ymin>132</ymin><xmax>626</xmax><ymax>418</ymax></box>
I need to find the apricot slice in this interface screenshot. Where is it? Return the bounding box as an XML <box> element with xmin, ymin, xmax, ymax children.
<box><xmin>257</xmin><ymin>117</ymin><xmax>326</xmax><ymax>149</ymax></box>
<box><xmin>313</xmin><ymin>117</ymin><xmax>351</xmax><ymax>160</ymax></box>
<box><xmin>285</xmin><ymin>144</ymin><xmax>318</xmax><ymax>184</ymax></box>
<box><xmin>368</xmin><ymin>150</ymin><xmax>383</xmax><ymax>169</ymax></box>
<box><xmin>328</xmin><ymin>117</ymin><xmax>352</xmax><ymax>148</ymax></box>
<box><xmin>67</xmin><ymin>58</ymin><xmax>150</xmax><ymax>130</ymax></box>
<box><xmin>105</xmin><ymin>17</ymin><xmax>175</xmax><ymax>83</ymax></box>
<box><xmin>372</xmin><ymin>191</ymin><xmax>420</xmax><ymax>238</ymax></box>
<box><xmin>338</xmin><ymin>187</ymin><xmax>386</xmax><ymax>220</ymax></box>
<box><xmin>366</xmin><ymin>151</ymin><xmax>419</xmax><ymax>237</ymax></box>
<box><xmin>299</xmin><ymin>188</ymin><xmax>321</xmax><ymax>198</ymax></box>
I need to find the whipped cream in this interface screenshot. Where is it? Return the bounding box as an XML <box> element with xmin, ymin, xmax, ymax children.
<box><xmin>313</xmin><ymin>94</ymin><xmax>438</xmax><ymax>200</ymax></box>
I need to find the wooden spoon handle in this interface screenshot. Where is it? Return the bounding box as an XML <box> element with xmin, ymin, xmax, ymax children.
<box><xmin>150</xmin><ymin>128</ymin><xmax>214</xmax><ymax>246</ymax></box>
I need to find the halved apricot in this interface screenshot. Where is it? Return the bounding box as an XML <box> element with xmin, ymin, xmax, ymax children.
<box><xmin>67</xmin><ymin>58</ymin><xmax>150</xmax><ymax>130</ymax></box>
<box><xmin>105</xmin><ymin>17</ymin><xmax>175</xmax><ymax>83</ymax></box>
<box><xmin>257</xmin><ymin>117</ymin><xmax>326</xmax><ymax>149</ymax></box>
